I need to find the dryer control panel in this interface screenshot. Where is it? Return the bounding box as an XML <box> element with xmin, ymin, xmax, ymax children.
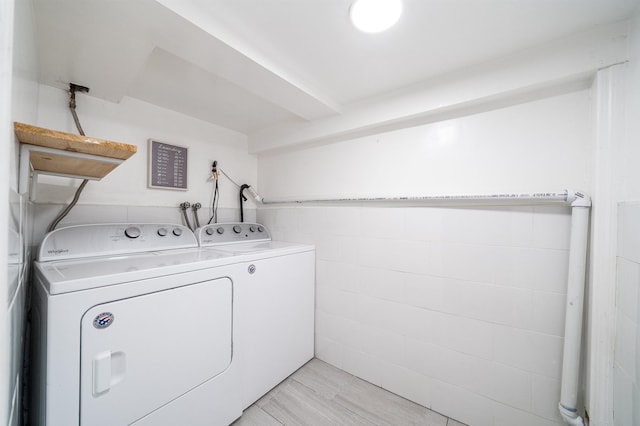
<box><xmin>38</xmin><ymin>223</ymin><xmax>197</xmax><ymax>261</ymax></box>
<box><xmin>196</xmin><ymin>222</ymin><xmax>271</xmax><ymax>246</ymax></box>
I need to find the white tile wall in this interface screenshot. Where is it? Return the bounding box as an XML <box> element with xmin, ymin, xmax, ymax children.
<box><xmin>532</xmin><ymin>374</ymin><xmax>562</xmax><ymax>420</ymax></box>
<box><xmin>378</xmin><ymin>362</ymin><xmax>434</xmax><ymax>409</ymax></box>
<box><xmin>491</xmin><ymin>325</ymin><xmax>563</xmax><ymax>378</ymax></box>
<box><xmin>258</xmin><ymin>204</ymin><xmax>571</xmax><ymax>425</ymax></box>
<box><xmin>614</xmin><ymin>202</ymin><xmax>640</xmax><ymax>425</ymax></box>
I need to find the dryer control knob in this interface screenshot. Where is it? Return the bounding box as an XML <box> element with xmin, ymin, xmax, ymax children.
<box><xmin>157</xmin><ymin>228</ymin><xmax>168</xmax><ymax>237</ymax></box>
<box><xmin>233</xmin><ymin>225</ymin><xmax>242</xmax><ymax>234</ymax></box>
<box><xmin>216</xmin><ymin>227</ymin><xmax>225</xmax><ymax>235</ymax></box>
<box><xmin>249</xmin><ymin>225</ymin><xmax>256</xmax><ymax>232</ymax></box>
<box><xmin>125</xmin><ymin>226</ymin><xmax>141</xmax><ymax>239</ymax></box>
<box><xmin>172</xmin><ymin>228</ymin><xmax>183</xmax><ymax>236</ymax></box>
<box><xmin>205</xmin><ymin>227</ymin><xmax>215</xmax><ymax>235</ymax></box>
<box><xmin>257</xmin><ymin>226</ymin><xmax>264</xmax><ymax>232</ymax></box>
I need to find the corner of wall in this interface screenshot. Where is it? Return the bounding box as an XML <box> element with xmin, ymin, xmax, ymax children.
<box><xmin>585</xmin><ymin>7</ymin><xmax>640</xmax><ymax>418</ymax></box>
<box><xmin>0</xmin><ymin>0</ymin><xmax>15</xmax><ymax>425</ymax></box>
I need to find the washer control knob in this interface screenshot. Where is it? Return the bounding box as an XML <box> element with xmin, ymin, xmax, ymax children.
<box><xmin>205</xmin><ymin>227</ymin><xmax>215</xmax><ymax>235</ymax></box>
<box><xmin>172</xmin><ymin>228</ymin><xmax>183</xmax><ymax>237</ymax></box>
<box><xmin>233</xmin><ymin>225</ymin><xmax>242</xmax><ymax>234</ymax></box>
<box><xmin>216</xmin><ymin>227</ymin><xmax>225</xmax><ymax>235</ymax></box>
<box><xmin>125</xmin><ymin>226</ymin><xmax>141</xmax><ymax>239</ymax></box>
<box><xmin>249</xmin><ymin>225</ymin><xmax>256</xmax><ymax>232</ymax></box>
<box><xmin>157</xmin><ymin>228</ymin><xmax>168</xmax><ymax>237</ymax></box>
<box><xmin>257</xmin><ymin>226</ymin><xmax>264</xmax><ymax>232</ymax></box>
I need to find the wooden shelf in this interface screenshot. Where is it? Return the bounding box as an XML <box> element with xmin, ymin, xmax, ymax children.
<box><xmin>14</xmin><ymin>122</ymin><xmax>137</xmax><ymax>198</ymax></box>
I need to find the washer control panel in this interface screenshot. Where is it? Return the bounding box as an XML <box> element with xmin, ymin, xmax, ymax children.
<box><xmin>196</xmin><ymin>222</ymin><xmax>271</xmax><ymax>246</ymax></box>
<box><xmin>38</xmin><ymin>223</ymin><xmax>198</xmax><ymax>261</ymax></box>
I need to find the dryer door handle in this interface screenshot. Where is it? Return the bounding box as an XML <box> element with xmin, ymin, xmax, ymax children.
<box><xmin>93</xmin><ymin>350</ymin><xmax>126</xmax><ymax>395</ymax></box>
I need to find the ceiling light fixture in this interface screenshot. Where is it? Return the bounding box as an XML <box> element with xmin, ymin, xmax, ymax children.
<box><xmin>350</xmin><ymin>0</ymin><xmax>403</xmax><ymax>33</ymax></box>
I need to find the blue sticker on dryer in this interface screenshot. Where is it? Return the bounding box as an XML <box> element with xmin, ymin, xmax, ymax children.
<box><xmin>93</xmin><ymin>312</ymin><xmax>114</xmax><ymax>329</ymax></box>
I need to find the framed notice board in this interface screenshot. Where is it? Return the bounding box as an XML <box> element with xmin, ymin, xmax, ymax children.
<box><xmin>148</xmin><ymin>140</ymin><xmax>188</xmax><ymax>190</ymax></box>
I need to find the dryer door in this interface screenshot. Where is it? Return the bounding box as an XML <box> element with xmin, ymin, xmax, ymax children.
<box><xmin>80</xmin><ymin>277</ymin><xmax>232</xmax><ymax>426</ymax></box>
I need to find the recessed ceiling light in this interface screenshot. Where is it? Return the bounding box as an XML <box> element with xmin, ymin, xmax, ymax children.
<box><xmin>350</xmin><ymin>0</ymin><xmax>403</xmax><ymax>34</ymax></box>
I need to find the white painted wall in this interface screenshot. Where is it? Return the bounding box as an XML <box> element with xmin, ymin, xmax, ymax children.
<box><xmin>31</xmin><ymin>85</ymin><xmax>258</xmax><ymax>244</ymax></box>
<box><xmin>585</xmin><ymin>64</ymin><xmax>626</xmax><ymax>426</ymax></box>
<box><xmin>259</xmin><ymin>89</ymin><xmax>592</xmax><ymax>199</ymax></box>
<box><xmin>620</xmin><ymin>9</ymin><xmax>640</xmax><ymax>203</ymax></box>
<box><xmin>611</xmin><ymin>6</ymin><xmax>640</xmax><ymax>426</ymax></box>
<box><xmin>0</xmin><ymin>0</ymin><xmax>15</xmax><ymax>422</ymax></box>
<box><xmin>6</xmin><ymin>0</ymin><xmax>39</xmax><ymax>424</ymax></box>
<box><xmin>586</xmin><ymin>6</ymin><xmax>640</xmax><ymax>422</ymax></box>
<box><xmin>10</xmin><ymin>0</ymin><xmax>38</xmax><ymax>192</ymax></box>
<box><xmin>35</xmin><ymin>84</ymin><xmax>256</xmax><ymax>208</ymax></box>
<box><xmin>615</xmin><ymin>202</ymin><xmax>640</xmax><ymax>426</ymax></box>
<box><xmin>257</xmin><ymin>89</ymin><xmax>593</xmax><ymax>425</ymax></box>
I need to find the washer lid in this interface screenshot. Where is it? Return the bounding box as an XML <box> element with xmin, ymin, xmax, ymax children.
<box><xmin>34</xmin><ymin>248</ymin><xmax>231</xmax><ymax>294</ymax></box>
<box><xmin>203</xmin><ymin>240</ymin><xmax>313</xmax><ymax>255</ymax></box>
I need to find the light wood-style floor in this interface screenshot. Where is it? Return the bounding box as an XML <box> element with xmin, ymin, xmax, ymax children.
<box><xmin>232</xmin><ymin>358</ymin><xmax>467</xmax><ymax>426</ymax></box>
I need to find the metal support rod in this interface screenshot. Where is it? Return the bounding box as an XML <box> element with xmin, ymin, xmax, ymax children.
<box><xmin>260</xmin><ymin>189</ymin><xmax>582</xmax><ymax>206</ymax></box>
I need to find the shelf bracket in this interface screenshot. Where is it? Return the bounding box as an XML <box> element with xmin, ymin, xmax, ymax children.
<box><xmin>19</xmin><ymin>144</ymin><xmax>125</xmax><ymax>201</ymax></box>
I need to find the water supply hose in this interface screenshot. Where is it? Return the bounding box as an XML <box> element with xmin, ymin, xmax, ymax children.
<box><xmin>47</xmin><ymin>83</ymin><xmax>91</xmax><ymax>232</ymax></box>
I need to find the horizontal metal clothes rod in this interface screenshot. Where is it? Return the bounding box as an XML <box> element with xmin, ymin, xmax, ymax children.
<box><xmin>261</xmin><ymin>189</ymin><xmax>589</xmax><ymax>207</ymax></box>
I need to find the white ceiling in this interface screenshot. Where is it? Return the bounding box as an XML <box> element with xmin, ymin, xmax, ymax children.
<box><xmin>34</xmin><ymin>0</ymin><xmax>638</xmax><ymax>135</ymax></box>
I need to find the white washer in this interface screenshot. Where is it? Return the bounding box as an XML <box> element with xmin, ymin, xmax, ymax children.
<box><xmin>195</xmin><ymin>223</ymin><xmax>315</xmax><ymax>409</ymax></box>
<box><xmin>30</xmin><ymin>223</ymin><xmax>243</xmax><ymax>426</ymax></box>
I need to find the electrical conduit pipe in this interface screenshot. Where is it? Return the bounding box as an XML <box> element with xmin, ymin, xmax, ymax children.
<box><xmin>559</xmin><ymin>192</ymin><xmax>591</xmax><ymax>426</ymax></box>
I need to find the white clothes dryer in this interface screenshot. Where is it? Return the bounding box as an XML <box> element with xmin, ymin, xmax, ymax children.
<box><xmin>195</xmin><ymin>223</ymin><xmax>315</xmax><ymax>409</ymax></box>
<box><xmin>30</xmin><ymin>223</ymin><xmax>242</xmax><ymax>426</ymax></box>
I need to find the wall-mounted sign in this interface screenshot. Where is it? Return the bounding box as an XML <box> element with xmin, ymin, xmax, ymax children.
<box><xmin>148</xmin><ymin>140</ymin><xmax>188</xmax><ymax>190</ymax></box>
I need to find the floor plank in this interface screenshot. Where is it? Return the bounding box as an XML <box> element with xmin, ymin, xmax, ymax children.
<box><xmin>334</xmin><ymin>376</ymin><xmax>448</xmax><ymax>426</ymax></box>
<box><xmin>234</xmin><ymin>358</ymin><xmax>466</xmax><ymax>426</ymax></box>
<box><xmin>446</xmin><ymin>419</ymin><xmax>468</xmax><ymax>426</ymax></box>
<box><xmin>289</xmin><ymin>358</ymin><xmax>355</xmax><ymax>399</ymax></box>
<box><xmin>231</xmin><ymin>405</ymin><xmax>282</xmax><ymax>426</ymax></box>
<box><xmin>257</xmin><ymin>378</ymin><xmax>375</xmax><ymax>426</ymax></box>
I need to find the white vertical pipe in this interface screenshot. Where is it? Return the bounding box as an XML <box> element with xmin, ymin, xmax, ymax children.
<box><xmin>559</xmin><ymin>199</ymin><xmax>591</xmax><ymax>426</ymax></box>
